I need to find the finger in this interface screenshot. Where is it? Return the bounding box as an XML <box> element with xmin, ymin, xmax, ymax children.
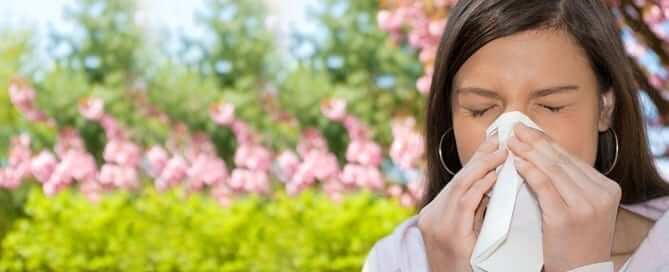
<box><xmin>469</xmin><ymin>133</ymin><xmax>500</xmax><ymax>162</ymax></box>
<box><xmin>473</xmin><ymin>195</ymin><xmax>490</xmax><ymax>235</ymax></box>
<box><xmin>442</xmin><ymin>135</ymin><xmax>500</xmax><ymax>195</ymax></box>
<box><xmin>550</xmin><ymin>143</ymin><xmax>612</xmax><ymax>189</ymax></box>
<box><xmin>551</xmin><ymin>143</ymin><xmax>622</xmax><ymax>203</ymax></box>
<box><xmin>548</xmin><ymin>143</ymin><xmax>609</xmax><ymax>191</ymax></box>
<box><xmin>527</xmin><ymin>137</ymin><xmax>603</xmax><ymax>196</ymax></box>
<box><xmin>449</xmin><ymin>148</ymin><xmax>507</xmax><ymax>196</ymax></box>
<box><xmin>516</xmin><ymin>126</ymin><xmax>609</xmax><ymax>200</ymax></box>
<box><xmin>508</xmin><ymin>126</ymin><xmax>588</xmax><ymax>207</ymax></box>
<box><xmin>459</xmin><ymin>170</ymin><xmax>496</xmax><ymax>233</ymax></box>
<box><xmin>514</xmin><ymin>156</ymin><xmax>567</xmax><ymax>216</ymax></box>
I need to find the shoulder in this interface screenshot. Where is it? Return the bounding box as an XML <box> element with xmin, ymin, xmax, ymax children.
<box><xmin>363</xmin><ymin>216</ymin><xmax>430</xmax><ymax>272</ymax></box>
<box><xmin>647</xmin><ymin>208</ymin><xmax>669</xmax><ymax>243</ymax></box>
<box><xmin>624</xmin><ymin>204</ymin><xmax>669</xmax><ymax>271</ymax></box>
<box><xmin>621</xmin><ymin>195</ymin><xmax>669</xmax><ymax>221</ymax></box>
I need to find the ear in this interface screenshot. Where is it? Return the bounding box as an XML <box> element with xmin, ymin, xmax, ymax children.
<box><xmin>597</xmin><ymin>89</ymin><xmax>615</xmax><ymax>132</ymax></box>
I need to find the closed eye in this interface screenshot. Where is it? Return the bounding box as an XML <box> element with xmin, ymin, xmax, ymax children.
<box><xmin>468</xmin><ymin>106</ymin><xmax>495</xmax><ymax>117</ymax></box>
<box><xmin>542</xmin><ymin>105</ymin><xmax>565</xmax><ymax>112</ymax></box>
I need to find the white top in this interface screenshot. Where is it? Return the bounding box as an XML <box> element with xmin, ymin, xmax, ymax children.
<box><xmin>363</xmin><ymin>200</ymin><xmax>669</xmax><ymax>272</ymax></box>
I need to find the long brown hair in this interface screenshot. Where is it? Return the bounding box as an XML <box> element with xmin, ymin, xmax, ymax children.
<box><xmin>422</xmin><ymin>0</ymin><xmax>669</xmax><ymax>208</ymax></box>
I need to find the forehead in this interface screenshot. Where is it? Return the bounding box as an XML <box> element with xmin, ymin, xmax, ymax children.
<box><xmin>453</xmin><ymin>30</ymin><xmax>598</xmax><ymax>93</ymax></box>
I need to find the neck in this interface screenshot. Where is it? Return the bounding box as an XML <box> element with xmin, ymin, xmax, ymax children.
<box><xmin>611</xmin><ymin>207</ymin><xmax>654</xmax><ymax>255</ymax></box>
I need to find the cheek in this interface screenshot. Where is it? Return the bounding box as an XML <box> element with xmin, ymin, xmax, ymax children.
<box><xmin>452</xmin><ymin>117</ymin><xmax>489</xmax><ymax>165</ymax></box>
<box><xmin>542</xmin><ymin>120</ymin><xmax>599</xmax><ymax>166</ymax></box>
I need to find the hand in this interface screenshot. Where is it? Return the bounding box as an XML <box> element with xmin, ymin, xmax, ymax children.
<box><xmin>417</xmin><ymin>135</ymin><xmax>508</xmax><ymax>272</ymax></box>
<box><xmin>507</xmin><ymin>123</ymin><xmax>621</xmax><ymax>272</ymax></box>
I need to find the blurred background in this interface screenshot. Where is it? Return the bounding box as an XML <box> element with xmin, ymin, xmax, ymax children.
<box><xmin>0</xmin><ymin>0</ymin><xmax>668</xmax><ymax>271</ymax></box>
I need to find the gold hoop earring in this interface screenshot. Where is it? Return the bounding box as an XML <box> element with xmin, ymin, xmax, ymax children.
<box><xmin>438</xmin><ymin>128</ymin><xmax>457</xmax><ymax>176</ymax></box>
<box><xmin>602</xmin><ymin>128</ymin><xmax>619</xmax><ymax>176</ymax></box>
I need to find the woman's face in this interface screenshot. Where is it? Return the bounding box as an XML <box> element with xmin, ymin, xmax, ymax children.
<box><xmin>451</xmin><ymin>29</ymin><xmax>615</xmax><ymax>166</ymax></box>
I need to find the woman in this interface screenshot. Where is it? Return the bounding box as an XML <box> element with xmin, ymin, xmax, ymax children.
<box><xmin>363</xmin><ymin>0</ymin><xmax>669</xmax><ymax>271</ymax></box>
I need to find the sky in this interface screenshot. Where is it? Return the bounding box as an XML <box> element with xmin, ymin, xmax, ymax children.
<box><xmin>0</xmin><ymin>0</ymin><xmax>314</xmax><ymax>62</ymax></box>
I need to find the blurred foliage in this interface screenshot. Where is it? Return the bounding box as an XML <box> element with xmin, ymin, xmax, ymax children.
<box><xmin>0</xmin><ymin>187</ymin><xmax>412</xmax><ymax>272</ymax></box>
<box><xmin>0</xmin><ymin>0</ymin><xmax>425</xmax><ymax>264</ymax></box>
<box><xmin>0</xmin><ymin>31</ymin><xmax>31</xmax><ymax>159</ymax></box>
<box><xmin>279</xmin><ymin>0</ymin><xmax>427</xmax><ymax>152</ymax></box>
<box><xmin>187</xmin><ymin>0</ymin><xmax>276</xmax><ymax>89</ymax></box>
<box><xmin>49</xmin><ymin>0</ymin><xmax>143</xmax><ymax>84</ymax></box>
<box><xmin>0</xmin><ymin>185</ymin><xmax>30</xmax><ymax>254</ymax></box>
<box><xmin>296</xmin><ymin>0</ymin><xmax>423</xmax><ymax>90</ymax></box>
<box><xmin>0</xmin><ymin>31</ymin><xmax>55</xmax><ymax>159</ymax></box>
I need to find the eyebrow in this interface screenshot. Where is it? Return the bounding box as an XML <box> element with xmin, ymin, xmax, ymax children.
<box><xmin>455</xmin><ymin>85</ymin><xmax>580</xmax><ymax>99</ymax></box>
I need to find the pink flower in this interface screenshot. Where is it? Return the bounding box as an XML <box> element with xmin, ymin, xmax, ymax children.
<box><xmin>407</xmin><ymin>178</ymin><xmax>425</xmax><ymax>200</ymax></box>
<box><xmin>22</xmin><ymin>110</ymin><xmax>51</xmax><ymax>123</ymax></box>
<box><xmin>104</xmin><ymin>140</ymin><xmax>141</xmax><ymax>167</ymax></box>
<box><xmin>145</xmin><ymin>145</ymin><xmax>169</xmax><ymax>177</ymax></box>
<box><xmin>644</xmin><ymin>5</ymin><xmax>665</xmax><ymax>24</ymax></box>
<box><xmin>289</xmin><ymin>159</ymin><xmax>316</xmax><ymax>189</ymax></box>
<box><xmin>342</xmin><ymin>116</ymin><xmax>370</xmax><ymax>140</ymax></box>
<box><xmin>115</xmin><ymin>166</ymin><xmax>139</xmax><ymax>189</ymax></box>
<box><xmin>234</xmin><ymin>144</ymin><xmax>272</xmax><ymax>171</ymax></box>
<box><xmin>9</xmin><ymin>134</ymin><xmax>31</xmax><ymax>166</ymax></box>
<box><xmin>649</xmin><ymin>74</ymin><xmax>665</xmax><ymax>90</ymax></box>
<box><xmin>62</xmin><ymin>150</ymin><xmax>97</xmax><ymax>181</ymax></box>
<box><xmin>323</xmin><ymin>179</ymin><xmax>346</xmax><ymax>202</ymax></box>
<box><xmin>428</xmin><ymin>19</ymin><xmax>446</xmax><ymax>37</ymax></box>
<box><xmin>0</xmin><ymin>169</ymin><xmax>6</xmax><ymax>187</ymax></box>
<box><xmin>419</xmin><ymin>46</ymin><xmax>437</xmax><ymax>63</ymax></box>
<box><xmin>228</xmin><ymin>168</ymin><xmax>250</xmax><ymax>191</ymax></box>
<box><xmin>8</xmin><ymin>78</ymin><xmax>51</xmax><ymax>122</ymax></box>
<box><xmin>210</xmin><ymin>102</ymin><xmax>236</xmax><ymax>125</ymax></box>
<box><xmin>43</xmin><ymin>180</ymin><xmax>66</xmax><ymax>196</ymax></box>
<box><xmin>360</xmin><ymin>166</ymin><xmax>384</xmax><ymax>190</ymax></box>
<box><xmin>44</xmin><ymin>161</ymin><xmax>75</xmax><ymax>195</ymax></box>
<box><xmin>228</xmin><ymin>168</ymin><xmax>270</xmax><ymax>194</ymax></box>
<box><xmin>230</xmin><ymin>120</ymin><xmax>255</xmax><ymax>145</ymax></box>
<box><xmin>55</xmin><ymin>128</ymin><xmax>86</xmax><ymax>157</ymax></box>
<box><xmin>79</xmin><ymin>180</ymin><xmax>102</xmax><ymax>202</ymax></box>
<box><xmin>98</xmin><ymin>164</ymin><xmax>118</xmax><ymax>186</ymax></box>
<box><xmin>100</xmin><ymin>115</ymin><xmax>124</xmax><ymax>140</ymax></box>
<box><xmin>390</xmin><ymin>117</ymin><xmax>425</xmax><ymax>170</ymax></box>
<box><xmin>346</xmin><ymin>139</ymin><xmax>383</xmax><ymax>167</ymax></box>
<box><xmin>79</xmin><ymin>97</ymin><xmax>105</xmax><ymax>121</ymax></box>
<box><xmin>416</xmin><ymin>73</ymin><xmax>432</xmax><ymax>95</ymax></box>
<box><xmin>8</xmin><ymin>79</ymin><xmax>36</xmax><ymax>110</ymax></box>
<box><xmin>400</xmin><ymin>193</ymin><xmax>416</xmax><ymax>208</ymax></box>
<box><xmin>155</xmin><ymin>155</ymin><xmax>188</xmax><ymax>190</ymax></box>
<box><xmin>623</xmin><ymin>39</ymin><xmax>646</xmax><ymax>59</ymax></box>
<box><xmin>340</xmin><ymin>164</ymin><xmax>384</xmax><ymax>190</ymax></box>
<box><xmin>0</xmin><ymin>168</ymin><xmax>23</xmax><ymax>189</ymax></box>
<box><xmin>31</xmin><ymin>151</ymin><xmax>58</xmax><ymax>183</ymax></box>
<box><xmin>321</xmin><ymin>98</ymin><xmax>348</xmax><ymax>121</ymax></box>
<box><xmin>386</xmin><ymin>185</ymin><xmax>403</xmax><ymax>198</ymax></box>
<box><xmin>211</xmin><ymin>183</ymin><xmax>233</xmax><ymax>207</ymax></box>
<box><xmin>187</xmin><ymin>154</ymin><xmax>228</xmax><ymax>190</ymax></box>
<box><xmin>340</xmin><ymin>164</ymin><xmax>364</xmax><ymax>186</ymax></box>
<box><xmin>304</xmin><ymin>150</ymin><xmax>339</xmax><ymax>180</ymax></box>
<box><xmin>275</xmin><ymin>150</ymin><xmax>301</xmax><ymax>182</ymax></box>
<box><xmin>187</xmin><ymin>133</ymin><xmax>217</xmax><ymax>158</ymax></box>
<box><xmin>297</xmin><ymin>128</ymin><xmax>329</xmax><ymax>156</ymax></box>
<box><xmin>244</xmin><ymin>170</ymin><xmax>269</xmax><ymax>194</ymax></box>
<box><xmin>377</xmin><ymin>10</ymin><xmax>403</xmax><ymax>32</ymax></box>
<box><xmin>99</xmin><ymin>164</ymin><xmax>137</xmax><ymax>189</ymax></box>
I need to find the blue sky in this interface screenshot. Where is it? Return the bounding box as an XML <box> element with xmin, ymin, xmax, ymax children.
<box><xmin>0</xmin><ymin>0</ymin><xmax>314</xmax><ymax>63</ymax></box>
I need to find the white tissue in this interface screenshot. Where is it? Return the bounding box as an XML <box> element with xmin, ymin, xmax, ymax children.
<box><xmin>470</xmin><ymin>111</ymin><xmax>544</xmax><ymax>272</ymax></box>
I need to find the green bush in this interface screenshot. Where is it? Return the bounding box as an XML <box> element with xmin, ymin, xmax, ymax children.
<box><xmin>0</xmin><ymin>187</ymin><xmax>413</xmax><ymax>272</ymax></box>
